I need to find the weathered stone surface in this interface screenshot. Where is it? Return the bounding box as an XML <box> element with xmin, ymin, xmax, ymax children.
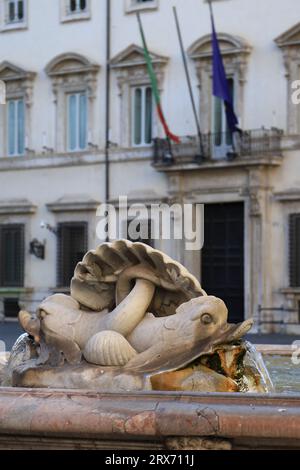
<box><xmin>1</xmin><ymin>388</ymin><xmax>300</xmax><ymax>450</ymax></box>
<box><xmin>7</xmin><ymin>240</ymin><xmax>271</xmax><ymax>394</ymax></box>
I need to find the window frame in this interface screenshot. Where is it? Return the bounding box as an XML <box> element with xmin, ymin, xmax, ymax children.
<box><xmin>57</xmin><ymin>221</ymin><xmax>88</xmax><ymax>288</ymax></box>
<box><xmin>0</xmin><ymin>223</ymin><xmax>25</xmax><ymax>288</ymax></box>
<box><xmin>212</xmin><ymin>76</ymin><xmax>235</xmax><ymax>158</ymax></box>
<box><xmin>7</xmin><ymin>96</ymin><xmax>25</xmax><ymax>157</ymax></box>
<box><xmin>67</xmin><ymin>91</ymin><xmax>88</xmax><ymax>152</ymax></box>
<box><xmin>60</xmin><ymin>0</ymin><xmax>91</xmax><ymax>23</ymax></box>
<box><xmin>289</xmin><ymin>213</ymin><xmax>300</xmax><ymax>288</ymax></box>
<box><xmin>125</xmin><ymin>0</ymin><xmax>158</xmax><ymax>14</ymax></box>
<box><xmin>1</xmin><ymin>0</ymin><xmax>27</xmax><ymax>32</ymax></box>
<box><xmin>131</xmin><ymin>85</ymin><xmax>153</xmax><ymax>147</ymax></box>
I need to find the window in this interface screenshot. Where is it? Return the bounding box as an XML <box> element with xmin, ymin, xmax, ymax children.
<box><xmin>0</xmin><ymin>62</ymin><xmax>34</xmax><ymax>156</ymax></box>
<box><xmin>57</xmin><ymin>222</ymin><xmax>88</xmax><ymax>287</ymax></box>
<box><xmin>7</xmin><ymin>98</ymin><xmax>25</xmax><ymax>156</ymax></box>
<box><xmin>68</xmin><ymin>0</ymin><xmax>87</xmax><ymax>14</ymax></box>
<box><xmin>61</xmin><ymin>0</ymin><xmax>90</xmax><ymax>22</ymax></box>
<box><xmin>125</xmin><ymin>0</ymin><xmax>158</xmax><ymax>13</ymax></box>
<box><xmin>0</xmin><ymin>224</ymin><xmax>24</xmax><ymax>287</ymax></box>
<box><xmin>3</xmin><ymin>298</ymin><xmax>20</xmax><ymax>318</ymax></box>
<box><xmin>213</xmin><ymin>78</ymin><xmax>234</xmax><ymax>157</ymax></box>
<box><xmin>67</xmin><ymin>92</ymin><xmax>87</xmax><ymax>152</ymax></box>
<box><xmin>46</xmin><ymin>53</ymin><xmax>99</xmax><ymax>153</ymax></box>
<box><xmin>132</xmin><ymin>86</ymin><xmax>153</xmax><ymax>146</ymax></box>
<box><xmin>188</xmin><ymin>33</ymin><xmax>251</xmax><ymax>135</ymax></box>
<box><xmin>275</xmin><ymin>23</ymin><xmax>300</xmax><ymax>134</ymax></box>
<box><xmin>289</xmin><ymin>214</ymin><xmax>300</xmax><ymax>287</ymax></box>
<box><xmin>6</xmin><ymin>0</ymin><xmax>24</xmax><ymax>24</ymax></box>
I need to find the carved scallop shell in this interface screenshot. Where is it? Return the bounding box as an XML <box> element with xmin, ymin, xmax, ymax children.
<box><xmin>71</xmin><ymin>240</ymin><xmax>206</xmax><ymax>317</ymax></box>
<box><xmin>83</xmin><ymin>330</ymin><xmax>137</xmax><ymax>366</ymax></box>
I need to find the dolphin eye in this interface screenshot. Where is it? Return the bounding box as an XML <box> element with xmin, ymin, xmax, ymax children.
<box><xmin>201</xmin><ymin>313</ymin><xmax>213</xmax><ymax>325</ymax></box>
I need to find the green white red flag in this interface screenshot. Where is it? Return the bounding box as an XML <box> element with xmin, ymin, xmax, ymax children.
<box><xmin>137</xmin><ymin>13</ymin><xmax>180</xmax><ymax>144</ymax></box>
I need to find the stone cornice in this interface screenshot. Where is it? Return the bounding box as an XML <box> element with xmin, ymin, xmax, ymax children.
<box><xmin>274</xmin><ymin>190</ymin><xmax>300</xmax><ymax>202</ymax></box>
<box><xmin>275</xmin><ymin>22</ymin><xmax>300</xmax><ymax>48</ymax></box>
<box><xmin>0</xmin><ymin>199</ymin><xmax>37</xmax><ymax>215</ymax></box>
<box><xmin>188</xmin><ymin>33</ymin><xmax>252</xmax><ymax>60</ymax></box>
<box><xmin>0</xmin><ymin>61</ymin><xmax>36</xmax><ymax>82</ymax></box>
<box><xmin>45</xmin><ymin>53</ymin><xmax>100</xmax><ymax>78</ymax></box>
<box><xmin>47</xmin><ymin>196</ymin><xmax>100</xmax><ymax>213</ymax></box>
<box><xmin>111</xmin><ymin>44</ymin><xmax>168</xmax><ymax>70</ymax></box>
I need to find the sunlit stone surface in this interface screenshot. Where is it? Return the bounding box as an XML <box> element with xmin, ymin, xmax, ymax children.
<box><xmin>1</xmin><ymin>241</ymin><xmax>272</xmax><ymax>393</ymax></box>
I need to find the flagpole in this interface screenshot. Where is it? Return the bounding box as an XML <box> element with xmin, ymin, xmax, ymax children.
<box><xmin>207</xmin><ymin>0</ymin><xmax>214</xmax><ymax>21</ymax></box>
<box><xmin>136</xmin><ymin>12</ymin><xmax>180</xmax><ymax>151</ymax></box>
<box><xmin>173</xmin><ymin>6</ymin><xmax>205</xmax><ymax>160</ymax></box>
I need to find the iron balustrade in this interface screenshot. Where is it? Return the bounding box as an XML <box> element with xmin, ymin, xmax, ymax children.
<box><xmin>256</xmin><ymin>305</ymin><xmax>300</xmax><ymax>334</ymax></box>
<box><xmin>153</xmin><ymin>128</ymin><xmax>283</xmax><ymax>166</ymax></box>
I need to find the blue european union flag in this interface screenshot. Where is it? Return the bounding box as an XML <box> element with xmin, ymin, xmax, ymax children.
<box><xmin>211</xmin><ymin>11</ymin><xmax>240</xmax><ymax>134</ymax></box>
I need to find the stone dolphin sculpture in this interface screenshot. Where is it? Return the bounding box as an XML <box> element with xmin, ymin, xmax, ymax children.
<box><xmin>18</xmin><ymin>240</ymin><xmax>252</xmax><ymax>371</ymax></box>
<box><xmin>19</xmin><ymin>293</ymin><xmax>252</xmax><ymax>370</ymax></box>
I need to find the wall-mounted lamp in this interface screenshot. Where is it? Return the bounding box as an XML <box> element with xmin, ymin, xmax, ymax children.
<box><xmin>40</xmin><ymin>221</ymin><xmax>58</xmax><ymax>236</ymax></box>
<box><xmin>30</xmin><ymin>239</ymin><xmax>45</xmax><ymax>260</ymax></box>
<box><xmin>42</xmin><ymin>146</ymin><xmax>54</xmax><ymax>154</ymax></box>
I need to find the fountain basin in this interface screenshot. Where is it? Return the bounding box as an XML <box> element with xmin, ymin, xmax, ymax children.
<box><xmin>0</xmin><ymin>345</ymin><xmax>300</xmax><ymax>450</ymax></box>
<box><xmin>0</xmin><ymin>386</ymin><xmax>300</xmax><ymax>450</ymax></box>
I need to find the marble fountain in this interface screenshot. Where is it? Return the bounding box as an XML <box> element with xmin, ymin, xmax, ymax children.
<box><xmin>0</xmin><ymin>240</ymin><xmax>300</xmax><ymax>450</ymax></box>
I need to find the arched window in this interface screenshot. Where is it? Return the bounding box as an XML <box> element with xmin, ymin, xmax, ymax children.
<box><xmin>0</xmin><ymin>61</ymin><xmax>35</xmax><ymax>157</ymax></box>
<box><xmin>45</xmin><ymin>53</ymin><xmax>99</xmax><ymax>153</ymax></box>
<box><xmin>188</xmin><ymin>33</ymin><xmax>251</xmax><ymax>136</ymax></box>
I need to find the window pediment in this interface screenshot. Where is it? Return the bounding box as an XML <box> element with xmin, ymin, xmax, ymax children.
<box><xmin>275</xmin><ymin>23</ymin><xmax>300</xmax><ymax>48</ymax></box>
<box><xmin>0</xmin><ymin>61</ymin><xmax>35</xmax><ymax>82</ymax></box>
<box><xmin>111</xmin><ymin>44</ymin><xmax>168</xmax><ymax>70</ymax></box>
<box><xmin>275</xmin><ymin>23</ymin><xmax>300</xmax><ymax>134</ymax></box>
<box><xmin>45</xmin><ymin>53</ymin><xmax>99</xmax><ymax>77</ymax></box>
<box><xmin>188</xmin><ymin>33</ymin><xmax>251</xmax><ymax>60</ymax></box>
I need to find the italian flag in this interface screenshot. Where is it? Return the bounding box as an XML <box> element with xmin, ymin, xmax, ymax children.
<box><xmin>137</xmin><ymin>13</ymin><xmax>180</xmax><ymax>144</ymax></box>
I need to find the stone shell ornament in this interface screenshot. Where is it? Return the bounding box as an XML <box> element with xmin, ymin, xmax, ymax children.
<box><xmin>71</xmin><ymin>239</ymin><xmax>206</xmax><ymax>316</ymax></box>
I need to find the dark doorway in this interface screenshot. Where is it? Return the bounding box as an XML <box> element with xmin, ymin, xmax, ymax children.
<box><xmin>201</xmin><ymin>203</ymin><xmax>244</xmax><ymax>323</ymax></box>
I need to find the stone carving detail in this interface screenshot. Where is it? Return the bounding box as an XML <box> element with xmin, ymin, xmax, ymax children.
<box><xmin>2</xmin><ymin>241</ymin><xmax>273</xmax><ymax>394</ymax></box>
<box><xmin>275</xmin><ymin>23</ymin><xmax>300</xmax><ymax>134</ymax></box>
<box><xmin>165</xmin><ymin>437</ymin><xmax>233</xmax><ymax>451</ymax></box>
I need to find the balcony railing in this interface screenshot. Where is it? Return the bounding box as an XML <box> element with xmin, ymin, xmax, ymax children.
<box><xmin>153</xmin><ymin>128</ymin><xmax>283</xmax><ymax>167</ymax></box>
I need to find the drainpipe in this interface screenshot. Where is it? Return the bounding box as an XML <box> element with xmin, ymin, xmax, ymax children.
<box><xmin>105</xmin><ymin>0</ymin><xmax>111</xmax><ymax>241</ymax></box>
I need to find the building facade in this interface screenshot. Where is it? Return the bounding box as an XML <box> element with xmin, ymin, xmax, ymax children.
<box><xmin>0</xmin><ymin>0</ymin><xmax>300</xmax><ymax>332</ymax></box>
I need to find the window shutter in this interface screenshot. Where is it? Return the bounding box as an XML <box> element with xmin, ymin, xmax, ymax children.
<box><xmin>79</xmin><ymin>93</ymin><xmax>87</xmax><ymax>150</ymax></box>
<box><xmin>57</xmin><ymin>222</ymin><xmax>88</xmax><ymax>287</ymax></box>
<box><xmin>17</xmin><ymin>98</ymin><xmax>25</xmax><ymax>155</ymax></box>
<box><xmin>68</xmin><ymin>94</ymin><xmax>77</xmax><ymax>151</ymax></box>
<box><xmin>289</xmin><ymin>214</ymin><xmax>300</xmax><ymax>287</ymax></box>
<box><xmin>8</xmin><ymin>100</ymin><xmax>16</xmax><ymax>155</ymax></box>
<box><xmin>17</xmin><ymin>0</ymin><xmax>24</xmax><ymax>20</ymax></box>
<box><xmin>0</xmin><ymin>224</ymin><xmax>24</xmax><ymax>287</ymax></box>
<box><xmin>134</xmin><ymin>88</ymin><xmax>142</xmax><ymax>145</ymax></box>
<box><xmin>145</xmin><ymin>87</ymin><xmax>153</xmax><ymax>144</ymax></box>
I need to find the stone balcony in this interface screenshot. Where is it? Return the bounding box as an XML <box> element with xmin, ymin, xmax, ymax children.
<box><xmin>152</xmin><ymin>128</ymin><xmax>284</xmax><ymax>172</ymax></box>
